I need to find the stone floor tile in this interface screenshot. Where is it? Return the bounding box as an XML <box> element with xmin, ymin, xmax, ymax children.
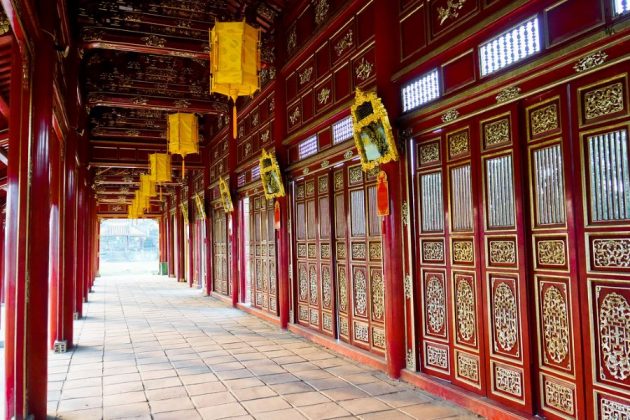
<box><xmin>103</xmin><ymin>391</ymin><xmax>147</xmax><ymax>406</ymax></box>
<box><xmin>186</xmin><ymin>381</ymin><xmax>228</xmax><ymax>396</ymax></box>
<box><xmin>224</xmin><ymin>377</ymin><xmax>266</xmax><ymax>389</ymax></box>
<box><xmin>180</xmin><ymin>372</ymin><xmax>219</xmax><ymax>385</ymax></box>
<box><xmin>150</xmin><ymin>396</ymin><xmax>195</xmax><ymax>413</ymax></box>
<box><xmin>377</xmin><ymin>390</ymin><xmax>434</xmax><ymax>408</ymax></box>
<box><xmin>197</xmin><ymin>402</ymin><xmax>248</xmax><ymax>420</ymax></box>
<box><xmin>143</xmin><ymin>376</ymin><xmax>182</xmax><ymax>390</ymax></box>
<box><xmin>321</xmin><ymin>385</ymin><xmax>369</xmax><ymax>401</ymax></box>
<box><xmin>56</xmin><ymin>407</ymin><xmax>103</xmax><ymax>419</ymax></box>
<box><xmin>61</xmin><ymin>385</ymin><xmax>103</xmax><ymax>399</ymax></box>
<box><xmin>103</xmin><ymin>401</ymin><xmax>151</xmax><ymax>419</ymax></box>
<box><xmin>145</xmin><ymin>385</ymin><xmax>189</xmax><ymax>401</ymax></box>
<box><xmin>338</xmin><ymin>397</ymin><xmax>391</xmax><ymax>415</ymax></box>
<box><xmin>230</xmin><ymin>385</ymin><xmax>277</xmax><ymax>401</ymax></box>
<box><xmin>103</xmin><ymin>372</ymin><xmax>142</xmax><ymax>385</ymax></box>
<box><xmin>296</xmin><ymin>401</ymin><xmax>351</xmax><ymax>419</ymax></box>
<box><xmin>253</xmin><ymin>408</ymin><xmax>308</xmax><ymax>420</ymax></box>
<box><xmin>400</xmin><ymin>403</ymin><xmax>473</xmax><ymax>419</ymax></box>
<box><xmin>103</xmin><ymin>381</ymin><xmax>145</xmax><ymax>395</ymax></box>
<box><xmin>140</xmin><ymin>368</ymin><xmax>178</xmax><ymax>380</ymax></box>
<box><xmin>283</xmin><ymin>391</ymin><xmax>331</xmax><ymax>407</ymax></box>
<box><xmin>359</xmin><ymin>409</ymin><xmax>414</xmax><ymax>419</ymax></box>
<box><xmin>57</xmin><ymin>396</ymin><xmax>103</xmax><ymax>412</ymax></box>
<box><xmin>241</xmin><ymin>396</ymin><xmax>292</xmax><ymax>413</ymax></box>
<box><xmin>153</xmin><ymin>409</ymin><xmax>202</xmax><ymax>419</ymax></box>
<box><xmin>191</xmin><ymin>391</ymin><xmax>237</xmax><ymax>408</ymax></box>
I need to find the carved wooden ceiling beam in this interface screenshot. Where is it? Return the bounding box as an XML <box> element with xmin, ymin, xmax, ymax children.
<box><xmin>89</xmin><ymin>160</ymin><xmax>204</xmax><ymax>170</ymax></box>
<box><xmin>87</xmin><ymin>92</ymin><xmax>229</xmax><ymax>114</ymax></box>
<box><xmin>91</xmin><ymin>127</ymin><xmax>165</xmax><ymax>140</ymax></box>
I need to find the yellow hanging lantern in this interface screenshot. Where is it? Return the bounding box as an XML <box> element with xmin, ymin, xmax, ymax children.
<box><xmin>209</xmin><ymin>21</ymin><xmax>261</xmax><ymax>138</ymax></box>
<box><xmin>167</xmin><ymin>113</ymin><xmax>199</xmax><ymax>175</ymax></box>
<box><xmin>140</xmin><ymin>173</ymin><xmax>157</xmax><ymax>198</ymax></box>
<box><xmin>149</xmin><ymin>153</ymin><xmax>172</xmax><ymax>183</ymax></box>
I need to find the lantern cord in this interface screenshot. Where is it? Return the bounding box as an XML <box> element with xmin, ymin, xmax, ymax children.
<box><xmin>159</xmin><ymin>185</ymin><xmax>162</xmax><ymax>201</ymax></box>
<box><xmin>182</xmin><ymin>158</ymin><xmax>185</xmax><ymax>180</ymax></box>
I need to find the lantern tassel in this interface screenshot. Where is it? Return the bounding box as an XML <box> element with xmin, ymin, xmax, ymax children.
<box><xmin>232</xmin><ymin>96</ymin><xmax>238</xmax><ymax>139</ymax></box>
<box><xmin>182</xmin><ymin>158</ymin><xmax>185</xmax><ymax>179</ymax></box>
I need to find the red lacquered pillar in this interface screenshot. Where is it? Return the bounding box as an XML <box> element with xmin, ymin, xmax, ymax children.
<box><xmin>375</xmin><ymin>0</ymin><xmax>406</xmax><ymax>379</ymax></box>
<box><xmin>175</xmin><ymin>188</ymin><xmax>185</xmax><ymax>282</ymax></box>
<box><xmin>228</xmin><ymin>103</ymin><xmax>239</xmax><ymax>307</ymax></box>
<box><xmin>187</xmin><ymin>177</ymin><xmax>194</xmax><ymax>287</ymax></box>
<box><xmin>203</xmin><ymin>145</ymin><xmax>213</xmax><ymax>296</ymax></box>
<box><xmin>5</xmin><ymin>41</ymin><xmax>32</xmax><ymax>420</ymax></box>
<box><xmin>48</xmin><ymin>126</ymin><xmax>62</xmax><ymax>350</ymax></box>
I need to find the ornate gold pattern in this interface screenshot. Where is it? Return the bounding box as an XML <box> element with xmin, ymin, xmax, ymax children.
<box><xmin>402</xmin><ymin>201</ymin><xmax>410</xmax><ymax>226</ymax></box>
<box><xmin>313</xmin><ymin>0</ymin><xmax>330</xmax><ymax>26</ymax></box>
<box><xmin>340</xmin><ymin>317</ymin><xmax>349</xmax><ymax>336</ymax></box>
<box><xmin>489</xmin><ymin>240</ymin><xmax>516</xmax><ymax>264</ymax></box>
<box><xmin>299</xmin><ymin>66</ymin><xmax>314</xmax><ymax>85</ymax></box>
<box><xmin>287</xmin><ymin>27</ymin><xmax>297</xmax><ymax>53</ymax></box>
<box><xmin>601</xmin><ymin>396</ymin><xmax>630</xmax><ymax>418</ymax></box>
<box><xmin>372</xmin><ymin>271</ymin><xmax>384</xmax><ymax>320</ymax></box>
<box><xmin>299</xmin><ymin>305</ymin><xmax>308</xmax><ymax>321</ymax></box>
<box><xmin>426</xmin><ymin>344</ymin><xmax>448</xmax><ymax>369</ymax></box>
<box><xmin>484</xmin><ymin>118</ymin><xmax>510</xmax><ymax>147</ymax></box>
<box><xmin>584</xmin><ymin>82</ymin><xmax>625</xmax><ymax>121</ymax></box>
<box><xmin>355</xmin><ymin>58</ymin><xmax>374</xmax><ymax>81</ymax></box>
<box><xmin>531</xmin><ymin>103</ymin><xmax>559</xmax><ymax>137</ymax></box>
<box><xmin>442</xmin><ymin>109</ymin><xmax>459</xmax><ymax>123</ymax></box>
<box><xmin>494</xmin><ymin>283</ymin><xmax>518</xmax><ymax>352</ymax></box>
<box><xmin>337</xmin><ymin>242</ymin><xmax>347</xmax><ymax>259</ymax></box>
<box><xmin>537</xmin><ymin>240</ymin><xmax>566</xmax><ymax>266</ymax></box>
<box><xmin>369</xmin><ymin>242</ymin><xmax>382</xmax><ymax>260</ymax></box>
<box><xmin>309</xmin><ymin>266</ymin><xmax>318</xmax><ymax>304</ymax></box>
<box><xmin>318</xmin><ymin>176</ymin><xmax>329</xmax><ymax>193</ymax></box>
<box><xmin>352</xmin><ymin>243</ymin><xmax>366</xmax><ymax>259</ymax></box>
<box><xmin>496</xmin><ymin>86</ymin><xmax>521</xmax><ymax>103</ymax></box>
<box><xmin>599</xmin><ymin>291</ymin><xmax>630</xmax><ymax>380</ymax></box>
<box><xmin>310</xmin><ymin>308</ymin><xmax>319</xmax><ymax>325</ymax></box>
<box><xmin>453</xmin><ymin>240</ymin><xmax>474</xmax><ymax>263</ymax></box>
<box><xmin>349</xmin><ymin>166</ymin><xmax>363</xmax><ymax>184</ymax></box>
<box><xmin>334</xmin><ymin>30</ymin><xmax>353</xmax><ymax>57</ymax></box>
<box><xmin>437</xmin><ymin>0</ymin><xmax>466</xmax><ymax>25</ymax></box>
<box><xmin>495</xmin><ymin>364</ymin><xmax>522</xmax><ymax>397</ymax></box>
<box><xmin>142</xmin><ymin>34</ymin><xmax>166</xmax><ymax>47</ymax></box>
<box><xmin>448</xmin><ymin>130</ymin><xmax>469</xmax><ymax>159</ymax></box>
<box><xmin>404</xmin><ymin>274</ymin><xmax>413</xmax><ymax>299</ymax></box>
<box><xmin>308</xmin><ymin>244</ymin><xmax>316</xmax><ymax>258</ymax></box>
<box><xmin>297</xmin><ymin>184</ymin><xmax>305</xmax><ymax>199</ymax></box>
<box><xmin>373</xmin><ymin>327</ymin><xmax>386</xmax><ymax>349</ymax></box>
<box><xmin>323</xmin><ymin>312</ymin><xmax>332</xmax><ymax>331</ymax></box>
<box><xmin>289</xmin><ymin>106</ymin><xmax>301</xmax><ymax>125</ymax></box>
<box><xmin>422</xmin><ymin>241</ymin><xmax>444</xmax><ymax>261</ymax></box>
<box><xmin>593</xmin><ymin>238</ymin><xmax>630</xmax><ymax>269</ymax></box>
<box><xmin>456</xmin><ymin>279</ymin><xmax>475</xmax><ymax>342</ymax></box>
<box><xmin>317</xmin><ymin>87</ymin><xmax>331</xmax><ymax>105</ymax></box>
<box><xmin>322</xmin><ymin>267</ymin><xmax>332</xmax><ymax>309</ymax></box>
<box><xmin>419</xmin><ymin>142</ymin><xmax>440</xmax><ymax>165</ymax></box>
<box><xmin>426</xmin><ymin>275</ymin><xmax>446</xmax><ymax>334</ymax></box>
<box><xmin>338</xmin><ymin>268</ymin><xmax>348</xmax><ymax>312</ymax></box>
<box><xmin>306</xmin><ymin>181</ymin><xmax>315</xmax><ymax>197</ymax></box>
<box><xmin>574</xmin><ymin>50</ymin><xmax>608</xmax><ymax>73</ymax></box>
<box><xmin>334</xmin><ymin>171</ymin><xmax>344</xmax><ymax>190</ymax></box>
<box><xmin>407</xmin><ymin>349</ymin><xmax>416</xmax><ymax>370</ymax></box>
<box><xmin>354</xmin><ymin>270</ymin><xmax>368</xmax><ymax>317</ymax></box>
<box><xmin>354</xmin><ymin>322</ymin><xmax>369</xmax><ymax>342</ymax></box>
<box><xmin>457</xmin><ymin>352</ymin><xmax>479</xmax><ymax>383</ymax></box>
<box><xmin>320</xmin><ymin>244</ymin><xmax>330</xmax><ymax>259</ymax></box>
<box><xmin>344</xmin><ymin>150</ymin><xmax>354</xmax><ymax>159</ymax></box>
<box><xmin>542</xmin><ymin>286</ymin><xmax>570</xmax><ymax>364</ymax></box>
<box><xmin>544</xmin><ymin>379</ymin><xmax>575</xmax><ymax>415</ymax></box>
<box><xmin>299</xmin><ymin>266</ymin><xmax>308</xmax><ymax>301</ymax></box>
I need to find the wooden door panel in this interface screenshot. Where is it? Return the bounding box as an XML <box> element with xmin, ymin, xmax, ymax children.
<box><xmin>249</xmin><ymin>194</ymin><xmax>278</xmax><ymax>315</ymax></box>
<box><xmin>213</xmin><ymin>211</ymin><xmax>230</xmax><ymax>296</ymax></box>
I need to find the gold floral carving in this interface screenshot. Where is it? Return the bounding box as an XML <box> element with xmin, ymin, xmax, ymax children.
<box><xmin>344</xmin><ymin>150</ymin><xmax>354</xmax><ymax>159</ymax></box>
<box><xmin>313</xmin><ymin>0</ymin><xmax>330</xmax><ymax>26</ymax></box>
<box><xmin>141</xmin><ymin>34</ymin><xmax>166</xmax><ymax>47</ymax></box>
<box><xmin>422</xmin><ymin>241</ymin><xmax>444</xmax><ymax>261</ymax></box>
<box><xmin>369</xmin><ymin>242</ymin><xmax>382</xmax><ymax>260</ymax></box>
<box><xmin>310</xmin><ymin>308</ymin><xmax>318</xmax><ymax>325</ymax></box>
<box><xmin>306</xmin><ymin>181</ymin><xmax>315</xmax><ymax>196</ymax></box>
<box><xmin>426</xmin><ymin>275</ymin><xmax>446</xmax><ymax>334</ymax></box>
<box><xmin>530</xmin><ymin>103</ymin><xmax>559</xmax><ymax>137</ymax></box>
<box><xmin>334</xmin><ymin>171</ymin><xmax>344</xmax><ymax>190</ymax></box>
<box><xmin>0</xmin><ymin>10</ymin><xmax>10</xmax><ymax>35</ymax></box>
<box><xmin>420</xmin><ymin>142</ymin><xmax>440</xmax><ymax>165</ymax></box>
<box><xmin>355</xmin><ymin>58</ymin><xmax>374</xmax><ymax>81</ymax></box>
<box><xmin>457</xmin><ymin>352</ymin><xmax>479</xmax><ymax>383</ymax></box>
<box><xmin>489</xmin><ymin>240</ymin><xmax>516</xmax><ymax>264</ymax></box>
<box><xmin>493</xmin><ymin>283</ymin><xmax>518</xmax><ymax>352</ymax></box>
<box><xmin>354</xmin><ymin>270</ymin><xmax>368</xmax><ymax>316</ymax></box>
<box><xmin>371</xmin><ymin>271</ymin><xmax>385</xmax><ymax>320</ymax></box>
<box><xmin>372</xmin><ymin>328</ymin><xmax>385</xmax><ymax>348</ymax></box>
<box><xmin>299</xmin><ymin>305</ymin><xmax>308</xmax><ymax>320</ymax></box>
<box><xmin>453</xmin><ymin>241</ymin><xmax>474</xmax><ymax>263</ymax></box>
<box><xmin>309</xmin><ymin>266</ymin><xmax>318</xmax><ymax>304</ymax></box>
<box><xmin>338</xmin><ymin>268</ymin><xmax>348</xmax><ymax>312</ymax></box>
<box><xmin>308</xmin><ymin>244</ymin><xmax>316</xmax><ymax>258</ymax></box>
<box><xmin>542</xmin><ymin>286</ymin><xmax>570</xmax><ymax>364</ymax></box>
<box><xmin>289</xmin><ymin>106</ymin><xmax>301</xmax><ymax>125</ymax></box>
<box><xmin>448</xmin><ymin>130</ymin><xmax>469</xmax><ymax>159</ymax></box>
<box><xmin>323</xmin><ymin>312</ymin><xmax>332</xmax><ymax>331</ymax></box>
<box><xmin>322</xmin><ymin>267</ymin><xmax>332</xmax><ymax>309</ymax></box>
<box><xmin>456</xmin><ymin>279</ymin><xmax>475</xmax><ymax>342</ymax></box>
<box><xmin>484</xmin><ymin>118</ymin><xmax>510</xmax><ymax>147</ymax></box>
<box><xmin>573</xmin><ymin>50</ymin><xmax>607</xmax><ymax>73</ymax></box>
<box><xmin>404</xmin><ymin>274</ymin><xmax>412</xmax><ymax>299</ymax></box>
<box><xmin>287</xmin><ymin>27</ymin><xmax>297</xmax><ymax>53</ymax></box>
<box><xmin>601</xmin><ymin>397</ymin><xmax>630</xmax><ymax>418</ymax></box>
<box><xmin>340</xmin><ymin>317</ymin><xmax>349</xmax><ymax>336</ymax></box>
<box><xmin>354</xmin><ymin>322</ymin><xmax>369</xmax><ymax>342</ymax></box>
<box><xmin>496</xmin><ymin>86</ymin><xmax>521</xmax><ymax>103</ymax></box>
<box><xmin>407</xmin><ymin>349</ymin><xmax>416</xmax><ymax>370</ymax></box>
<box><xmin>334</xmin><ymin>30</ymin><xmax>353</xmax><ymax>57</ymax></box>
<box><xmin>337</xmin><ymin>242</ymin><xmax>347</xmax><ymax>259</ymax></box>
<box><xmin>299</xmin><ymin>66</ymin><xmax>313</xmax><ymax>85</ymax></box>
<box><xmin>544</xmin><ymin>378</ymin><xmax>575</xmax><ymax>415</ymax></box>
<box><xmin>299</xmin><ymin>266</ymin><xmax>308</xmax><ymax>301</ymax></box>
<box><xmin>441</xmin><ymin>109</ymin><xmax>459</xmax><ymax>123</ymax></box>
<box><xmin>495</xmin><ymin>364</ymin><xmax>522</xmax><ymax>397</ymax></box>
<box><xmin>599</xmin><ymin>291</ymin><xmax>630</xmax><ymax>380</ymax></box>
<box><xmin>537</xmin><ymin>240</ymin><xmax>566</xmax><ymax>266</ymax></box>
<box><xmin>438</xmin><ymin>0</ymin><xmax>466</xmax><ymax>25</ymax></box>
<box><xmin>352</xmin><ymin>243</ymin><xmax>366</xmax><ymax>259</ymax></box>
<box><xmin>402</xmin><ymin>201</ymin><xmax>410</xmax><ymax>226</ymax></box>
<box><xmin>318</xmin><ymin>175</ymin><xmax>328</xmax><ymax>193</ymax></box>
<box><xmin>320</xmin><ymin>243</ymin><xmax>330</xmax><ymax>259</ymax></box>
<box><xmin>296</xmin><ymin>184</ymin><xmax>305</xmax><ymax>199</ymax></box>
<box><xmin>317</xmin><ymin>87</ymin><xmax>331</xmax><ymax>105</ymax></box>
<box><xmin>426</xmin><ymin>344</ymin><xmax>448</xmax><ymax>369</ymax></box>
<box><xmin>584</xmin><ymin>82</ymin><xmax>624</xmax><ymax>121</ymax></box>
<box><xmin>592</xmin><ymin>238</ymin><xmax>630</xmax><ymax>269</ymax></box>
<box><xmin>349</xmin><ymin>166</ymin><xmax>363</xmax><ymax>184</ymax></box>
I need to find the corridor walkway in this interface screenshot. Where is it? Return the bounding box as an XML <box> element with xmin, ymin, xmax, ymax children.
<box><xmin>47</xmin><ymin>275</ymin><xmax>479</xmax><ymax>420</ymax></box>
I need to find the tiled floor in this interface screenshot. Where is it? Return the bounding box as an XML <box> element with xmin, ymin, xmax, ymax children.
<box><xmin>48</xmin><ymin>274</ymin><xmax>480</xmax><ymax>420</ymax></box>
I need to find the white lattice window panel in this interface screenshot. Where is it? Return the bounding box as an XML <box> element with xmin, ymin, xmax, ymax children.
<box><xmin>615</xmin><ymin>0</ymin><xmax>630</xmax><ymax>14</ymax></box>
<box><xmin>402</xmin><ymin>69</ymin><xmax>440</xmax><ymax>112</ymax></box>
<box><xmin>332</xmin><ymin>116</ymin><xmax>353</xmax><ymax>144</ymax></box>
<box><xmin>479</xmin><ymin>16</ymin><xmax>541</xmax><ymax>77</ymax></box>
<box><xmin>251</xmin><ymin>165</ymin><xmax>260</xmax><ymax>180</ymax></box>
<box><xmin>299</xmin><ymin>135</ymin><xmax>318</xmax><ymax>160</ymax></box>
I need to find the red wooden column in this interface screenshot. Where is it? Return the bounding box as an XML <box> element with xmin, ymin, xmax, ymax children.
<box><xmin>48</xmin><ymin>126</ymin><xmax>63</xmax><ymax>350</ymax></box>
<box><xmin>75</xmin><ymin>169</ymin><xmax>86</xmax><ymax>317</ymax></box>
<box><xmin>175</xmin><ymin>188</ymin><xmax>185</xmax><ymax>282</ymax></box>
<box><xmin>202</xmin><ymin>142</ymin><xmax>213</xmax><ymax>296</ymax></box>
<box><xmin>4</xmin><ymin>40</ymin><xmax>32</xmax><ymax>420</ymax></box>
<box><xmin>167</xmin><ymin>200</ymin><xmax>175</xmax><ymax>277</ymax></box>
<box><xmin>187</xmin><ymin>176</ymin><xmax>194</xmax><ymax>286</ymax></box>
<box><xmin>374</xmin><ymin>0</ymin><xmax>406</xmax><ymax>379</ymax></box>
<box><xmin>228</xmin><ymin>104</ymin><xmax>239</xmax><ymax>306</ymax></box>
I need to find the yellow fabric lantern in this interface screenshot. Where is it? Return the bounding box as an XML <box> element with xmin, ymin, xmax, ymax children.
<box><xmin>209</xmin><ymin>21</ymin><xmax>261</xmax><ymax>138</ymax></box>
<box><xmin>167</xmin><ymin>113</ymin><xmax>199</xmax><ymax>175</ymax></box>
<box><xmin>149</xmin><ymin>153</ymin><xmax>172</xmax><ymax>183</ymax></box>
<box><xmin>140</xmin><ymin>173</ymin><xmax>157</xmax><ymax>198</ymax></box>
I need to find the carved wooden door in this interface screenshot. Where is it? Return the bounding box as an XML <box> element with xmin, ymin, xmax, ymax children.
<box><xmin>250</xmin><ymin>194</ymin><xmax>278</xmax><ymax>315</ymax></box>
<box><xmin>413</xmin><ymin>104</ymin><xmax>534</xmax><ymax>412</ymax></box>
<box><xmin>335</xmin><ymin>163</ymin><xmax>385</xmax><ymax>355</ymax></box>
<box><xmin>571</xmin><ymin>65</ymin><xmax>630</xmax><ymax>419</ymax></box>
<box><xmin>294</xmin><ymin>173</ymin><xmax>335</xmax><ymax>336</ymax></box>
<box><xmin>213</xmin><ymin>210</ymin><xmax>230</xmax><ymax>296</ymax></box>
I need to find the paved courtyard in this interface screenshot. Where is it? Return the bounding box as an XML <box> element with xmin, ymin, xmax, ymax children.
<box><xmin>48</xmin><ymin>274</ymin><xmax>479</xmax><ymax>419</ymax></box>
